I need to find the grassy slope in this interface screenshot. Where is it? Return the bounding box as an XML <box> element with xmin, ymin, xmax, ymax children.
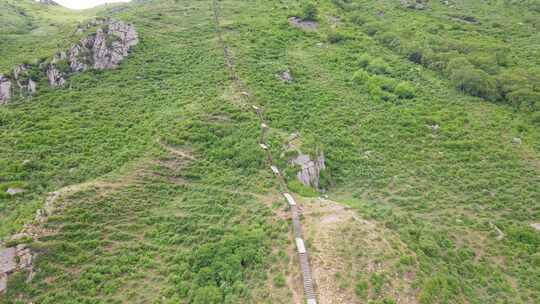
<box><xmin>0</xmin><ymin>0</ymin><xmax>539</xmax><ymax>303</ymax></box>
<box><xmin>216</xmin><ymin>0</ymin><xmax>540</xmax><ymax>303</ymax></box>
<box><xmin>2</xmin><ymin>0</ymin><xmax>293</xmax><ymax>303</ymax></box>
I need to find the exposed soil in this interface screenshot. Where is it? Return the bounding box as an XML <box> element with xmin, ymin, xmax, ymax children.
<box><xmin>301</xmin><ymin>197</ymin><xmax>419</xmax><ymax>304</ymax></box>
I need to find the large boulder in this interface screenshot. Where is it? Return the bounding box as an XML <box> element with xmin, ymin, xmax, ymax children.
<box><xmin>291</xmin><ymin>151</ymin><xmax>326</xmax><ymax>190</ymax></box>
<box><xmin>0</xmin><ymin>245</ymin><xmax>34</xmax><ymax>294</ymax></box>
<box><xmin>0</xmin><ymin>75</ymin><xmax>11</xmax><ymax>105</ymax></box>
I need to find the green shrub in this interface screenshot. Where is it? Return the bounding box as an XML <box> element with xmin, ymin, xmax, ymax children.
<box><xmin>352</xmin><ymin>69</ymin><xmax>370</xmax><ymax>84</ymax></box>
<box><xmin>367</xmin><ymin>57</ymin><xmax>391</xmax><ymax>74</ymax></box>
<box><xmin>364</xmin><ymin>23</ymin><xmax>379</xmax><ymax>36</ymax></box>
<box><xmin>532</xmin><ymin>112</ymin><xmax>540</xmax><ymax>125</ymax></box>
<box><xmin>507</xmin><ymin>88</ymin><xmax>540</xmax><ymax>111</ymax></box>
<box><xmin>355</xmin><ymin>280</ymin><xmax>368</xmax><ymax>297</ymax></box>
<box><xmin>407</xmin><ymin>49</ymin><xmax>424</xmax><ymax>65</ymax></box>
<box><xmin>450</xmin><ymin>67</ymin><xmax>499</xmax><ymax>101</ymax></box>
<box><xmin>302</xmin><ymin>3</ymin><xmax>318</xmax><ymax>21</ymax></box>
<box><xmin>193</xmin><ymin>286</ymin><xmax>222</xmax><ymax>304</ymax></box>
<box><xmin>358</xmin><ymin>54</ymin><xmax>372</xmax><ymax>68</ymax></box>
<box><xmin>377</xmin><ymin>32</ymin><xmax>401</xmax><ymax>49</ymax></box>
<box><xmin>327</xmin><ymin>32</ymin><xmax>346</xmax><ymax>44</ymax></box>
<box><xmin>273</xmin><ymin>274</ymin><xmax>286</xmax><ymax>287</ymax></box>
<box><xmin>395</xmin><ymin>82</ymin><xmax>415</xmax><ymax>99</ymax></box>
<box><xmin>349</xmin><ymin>13</ymin><xmax>365</xmax><ymax>25</ymax></box>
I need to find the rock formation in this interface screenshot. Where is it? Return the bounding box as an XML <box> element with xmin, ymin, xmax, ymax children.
<box><xmin>400</xmin><ymin>0</ymin><xmax>429</xmax><ymax>10</ymax></box>
<box><xmin>291</xmin><ymin>151</ymin><xmax>326</xmax><ymax>190</ymax></box>
<box><xmin>38</xmin><ymin>0</ymin><xmax>59</xmax><ymax>5</ymax></box>
<box><xmin>13</xmin><ymin>64</ymin><xmax>37</xmax><ymax>96</ymax></box>
<box><xmin>0</xmin><ymin>75</ymin><xmax>11</xmax><ymax>105</ymax></box>
<box><xmin>0</xmin><ymin>18</ymin><xmax>138</xmax><ymax>105</ymax></box>
<box><xmin>0</xmin><ymin>244</ymin><xmax>33</xmax><ymax>294</ymax></box>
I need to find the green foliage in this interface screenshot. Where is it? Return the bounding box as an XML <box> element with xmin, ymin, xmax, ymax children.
<box><xmin>288</xmin><ymin>179</ymin><xmax>319</xmax><ymax>197</ymax></box>
<box><xmin>1</xmin><ymin>0</ymin><xmax>540</xmax><ymax>303</ymax></box>
<box><xmin>352</xmin><ymin>69</ymin><xmax>369</xmax><ymax>84</ymax></box>
<box><xmin>394</xmin><ymin>82</ymin><xmax>415</xmax><ymax>99</ymax></box>
<box><xmin>450</xmin><ymin>66</ymin><xmax>499</xmax><ymax>101</ymax></box>
<box><xmin>327</xmin><ymin>32</ymin><xmax>346</xmax><ymax>44</ymax></box>
<box><xmin>355</xmin><ymin>280</ymin><xmax>368</xmax><ymax>297</ymax></box>
<box><xmin>301</xmin><ymin>3</ymin><xmax>318</xmax><ymax>21</ymax></box>
<box><xmin>507</xmin><ymin>88</ymin><xmax>540</xmax><ymax>111</ymax></box>
<box><xmin>273</xmin><ymin>274</ymin><xmax>286</xmax><ymax>287</ymax></box>
<box><xmin>367</xmin><ymin>57</ymin><xmax>391</xmax><ymax>75</ymax></box>
<box><xmin>358</xmin><ymin>54</ymin><xmax>372</xmax><ymax>68</ymax></box>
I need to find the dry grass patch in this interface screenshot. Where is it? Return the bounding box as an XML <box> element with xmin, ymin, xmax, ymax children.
<box><xmin>301</xmin><ymin>197</ymin><xmax>419</xmax><ymax>304</ymax></box>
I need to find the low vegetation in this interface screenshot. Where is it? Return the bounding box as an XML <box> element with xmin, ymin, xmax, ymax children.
<box><xmin>0</xmin><ymin>0</ymin><xmax>539</xmax><ymax>303</ymax></box>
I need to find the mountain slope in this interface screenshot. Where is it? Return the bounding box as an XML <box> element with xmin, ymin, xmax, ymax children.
<box><xmin>1</xmin><ymin>0</ymin><xmax>539</xmax><ymax>303</ymax></box>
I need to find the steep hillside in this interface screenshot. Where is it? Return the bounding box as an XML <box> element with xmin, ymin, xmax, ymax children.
<box><xmin>1</xmin><ymin>0</ymin><xmax>539</xmax><ymax>303</ymax></box>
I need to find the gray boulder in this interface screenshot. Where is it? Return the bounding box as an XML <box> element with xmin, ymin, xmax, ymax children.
<box><xmin>46</xmin><ymin>64</ymin><xmax>66</xmax><ymax>87</ymax></box>
<box><xmin>278</xmin><ymin>69</ymin><xmax>293</xmax><ymax>82</ymax></box>
<box><xmin>0</xmin><ymin>245</ymin><xmax>34</xmax><ymax>294</ymax></box>
<box><xmin>0</xmin><ymin>75</ymin><xmax>11</xmax><ymax>105</ymax></box>
<box><xmin>291</xmin><ymin>151</ymin><xmax>326</xmax><ymax>190</ymax></box>
<box><xmin>6</xmin><ymin>188</ymin><xmax>24</xmax><ymax>196</ymax></box>
<box><xmin>12</xmin><ymin>64</ymin><xmax>37</xmax><ymax>95</ymax></box>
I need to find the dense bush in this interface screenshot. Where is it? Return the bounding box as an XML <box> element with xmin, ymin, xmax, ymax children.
<box><xmin>327</xmin><ymin>32</ymin><xmax>346</xmax><ymax>44</ymax></box>
<box><xmin>395</xmin><ymin>82</ymin><xmax>415</xmax><ymax>99</ymax></box>
<box><xmin>302</xmin><ymin>3</ymin><xmax>318</xmax><ymax>21</ymax></box>
<box><xmin>449</xmin><ymin>66</ymin><xmax>499</xmax><ymax>101</ymax></box>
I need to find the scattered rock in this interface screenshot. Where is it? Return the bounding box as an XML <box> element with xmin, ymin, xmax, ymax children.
<box><xmin>512</xmin><ymin>137</ymin><xmax>522</xmax><ymax>145</ymax></box>
<box><xmin>6</xmin><ymin>188</ymin><xmax>24</xmax><ymax>196</ymax></box>
<box><xmin>288</xmin><ymin>16</ymin><xmax>319</xmax><ymax>31</ymax></box>
<box><xmin>291</xmin><ymin>151</ymin><xmax>326</xmax><ymax>190</ymax></box>
<box><xmin>427</xmin><ymin>124</ymin><xmax>440</xmax><ymax>132</ymax></box>
<box><xmin>277</xmin><ymin>69</ymin><xmax>293</xmax><ymax>82</ymax></box>
<box><xmin>531</xmin><ymin>223</ymin><xmax>540</xmax><ymax>232</ymax></box>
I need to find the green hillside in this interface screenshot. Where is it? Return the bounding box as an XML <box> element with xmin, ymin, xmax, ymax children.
<box><xmin>1</xmin><ymin>0</ymin><xmax>539</xmax><ymax>303</ymax></box>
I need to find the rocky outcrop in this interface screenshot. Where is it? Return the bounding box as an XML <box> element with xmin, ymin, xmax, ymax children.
<box><xmin>39</xmin><ymin>0</ymin><xmax>59</xmax><ymax>5</ymax></box>
<box><xmin>13</xmin><ymin>64</ymin><xmax>37</xmax><ymax>95</ymax></box>
<box><xmin>288</xmin><ymin>17</ymin><xmax>319</xmax><ymax>31</ymax></box>
<box><xmin>0</xmin><ymin>75</ymin><xmax>11</xmax><ymax>105</ymax></box>
<box><xmin>400</xmin><ymin>0</ymin><xmax>428</xmax><ymax>10</ymax></box>
<box><xmin>46</xmin><ymin>19</ymin><xmax>138</xmax><ymax>86</ymax></box>
<box><xmin>292</xmin><ymin>151</ymin><xmax>326</xmax><ymax>190</ymax></box>
<box><xmin>0</xmin><ymin>244</ymin><xmax>33</xmax><ymax>294</ymax></box>
<box><xmin>1</xmin><ymin>19</ymin><xmax>138</xmax><ymax>104</ymax></box>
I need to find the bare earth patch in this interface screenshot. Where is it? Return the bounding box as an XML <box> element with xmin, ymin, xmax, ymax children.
<box><xmin>301</xmin><ymin>197</ymin><xmax>419</xmax><ymax>304</ymax></box>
